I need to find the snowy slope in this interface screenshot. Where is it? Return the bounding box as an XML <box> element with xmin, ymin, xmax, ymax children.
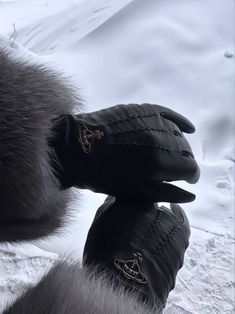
<box><xmin>0</xmin><ymin>0</ymin><xmax>134</xmax><ymax>52</ymax></box>
<box><xmin>0</xmin><ymin>0</ymin><xmax>234</xmax><ymax>313</ymax></box>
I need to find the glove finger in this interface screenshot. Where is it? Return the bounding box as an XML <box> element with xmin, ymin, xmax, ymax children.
<box><xmin>152</xmin><ymin>183</ymin><xmax>196</xmax><ymax>203</ymax></box>
<box><xmin>155</xmin><ymin>105</ymin><xmax>195</xmax><ymax>134</ymax></box>
<box><xmin>150</xmin><ymin>145</ymin><xmax>200</xmax><ymax>184</ymax></box>
<box><xmin>106</xmin><ymin>103</ymin><xmax>195</xmax><ymax>134</ymax></box>
<box><xmin>170</xmin><ymin>203</ymin><xmax>191</xmax><ymax>240</ymax></box>
<box><xmin>128</xmin><ymin>182</ymin><xmax>196</xmax><ymax>203</ymax></box>
<box><xmin>122</xmin><ymin>104</ymin><xmax>200</xmax><ymax>183</ymax></box>
<box><xmin>93</xmin><ymin>195</ymin><xmax>116</xmax><ymax>220</ymax></box>
<box><xmin>170</xmin><ymin>203</ymin><xmax>186</xmax><ymax>223</ymax></box>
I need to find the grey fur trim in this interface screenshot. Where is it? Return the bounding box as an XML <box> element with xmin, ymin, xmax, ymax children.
<box><xmin>0</xmin><ymin>49</ymin><xmax>82</xmax><ymax>241</ymax></box>
<box><xmin>4</xmin><ymin>261</ymin><xmax>158</xmax><ymax>314</ymax></box>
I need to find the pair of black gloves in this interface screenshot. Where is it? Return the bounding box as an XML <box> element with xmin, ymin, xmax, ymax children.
<box><xmin>50</xmin><ymin>103</ymin><xmax>200</xmax><ymax>311</ymax></box>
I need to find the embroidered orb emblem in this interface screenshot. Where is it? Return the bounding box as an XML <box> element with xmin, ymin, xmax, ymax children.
<box><xmin>78</xmin><ymin>121</ymin><xmax>104</xmax><ymax>153</ymax></box>
<box><xmin>114</xmin><ymin>252</ymin><xmax>147</xmax><ymax>284</ymax></box>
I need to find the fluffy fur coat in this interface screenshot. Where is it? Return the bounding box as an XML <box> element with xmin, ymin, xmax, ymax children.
<box><xmin>0</xmin><ymin>49</ymin><xmax>77</xmax><ymax>241</ymax></box>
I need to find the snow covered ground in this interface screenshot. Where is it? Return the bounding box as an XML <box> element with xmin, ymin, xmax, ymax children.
<box><xmin>0</xmin><ymin>0</ymin><xmax>234</xmax><ymax>313</ymax></box>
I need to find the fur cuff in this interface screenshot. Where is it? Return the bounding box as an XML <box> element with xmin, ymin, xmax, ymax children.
<box><xmin>0</xmin><ymin>49</ymin><xmax>81</xmax><ymax>241</ymax></box>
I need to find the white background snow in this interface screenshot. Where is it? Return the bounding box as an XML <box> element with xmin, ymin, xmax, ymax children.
<box><xmin>0</xmin><ymin>0</ymin><xmax>234</xmax><ymax>313</ymax></box>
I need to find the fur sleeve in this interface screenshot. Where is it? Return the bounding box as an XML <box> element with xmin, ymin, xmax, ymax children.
<box><xmin>0</xmin><ymin>49</ymin><xmax>81</xmax><ymax>241</ymax></box>
<box><xmin>4</xmin><ymin>261</ymin><xmax>157</xmax><ymax>314</ymax></box>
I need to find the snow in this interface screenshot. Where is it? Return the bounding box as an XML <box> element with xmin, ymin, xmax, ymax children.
<box><xmin>0</xmin><ymin>0</ymin><xmax>234</xmax><ymax>313</ymax></box>
<box><xmin>0</xmin><ymin>242</ymin><xmax>58</xmax><ymax>312</ymax></box>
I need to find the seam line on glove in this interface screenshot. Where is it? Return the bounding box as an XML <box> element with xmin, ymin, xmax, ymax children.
<box><xmin>109</xmin><ymin>142</ymin><xmax>180</xmax><ymax>153</ymax></box>
<box><xmin>151</xmin><ymin>226</ymin><xmax>181</xmax><ymax>257</ymax></box>
<box><xmin>106</xmin><ymin>113</ymin><xmax>158</xmax><ymax>126</ymax></box>
<box><xmin>106</xmin><ymin>127</ymin><xmax>169</xmax><ymax>136</ymax></box>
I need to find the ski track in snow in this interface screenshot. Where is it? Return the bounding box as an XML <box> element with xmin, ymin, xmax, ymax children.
<box><xmin>0</xmin><ymin>0</ymin><xmax>234</xmax><ymax>313</ymax></box>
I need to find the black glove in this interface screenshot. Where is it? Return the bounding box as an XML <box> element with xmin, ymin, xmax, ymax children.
<box><xmin>83</xmin><ymin>196</ymin><xmax>190</xmax><ymax>311</ymax></box>
<box><xmin>50</xmin><ymin>103</ymin><xmax>200</xmax><ymax>202</ymax></box>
